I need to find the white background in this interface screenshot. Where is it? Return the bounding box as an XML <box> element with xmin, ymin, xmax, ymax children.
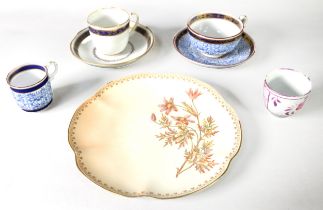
<box><xmin>1</xmin><ymin>0</ymin><xmax>323</xmax><ymax>209</ymax></box>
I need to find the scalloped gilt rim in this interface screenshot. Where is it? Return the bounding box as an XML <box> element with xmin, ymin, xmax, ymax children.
<box><xmin>68</xmin><ymin>73</ymin><xmax>242</xmax><ymax>199</ymax></box>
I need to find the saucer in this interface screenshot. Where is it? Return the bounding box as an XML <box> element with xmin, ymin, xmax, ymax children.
<box><xmin>70</xmin><ymin>24</ymin><xmax>154</xmax><ymax>68</ymax></box>
<box><xmin>173</xmin><ymin>28</ymin><xmax>255</xmax><ymax>68</ymax></box>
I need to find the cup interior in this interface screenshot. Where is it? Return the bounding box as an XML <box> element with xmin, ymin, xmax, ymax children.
<box><xmin>8</xmin><ymin>65</ymin><xmax>47</xmax><ymax>88</ymax></box>
<box><xmin>265</xmin><ymin>68</ymin><xmax>312</xmax><ymax>97</ymax></box>
<box><xmin>188</xmin><ymin>14</ymin><xmax>242</xmax><ymax>39</ymax></box>
<box><xmin>88</xmin><ymin>8</ymin><xmax>129</xmax><ymax>28</ymax></box>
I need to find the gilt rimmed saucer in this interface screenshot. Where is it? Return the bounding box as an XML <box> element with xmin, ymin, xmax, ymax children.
<box><xmin>173</xmin><ymin>28</ymin><xmax>255</xmax><ymax>68</ymax></box>
<box><xmin>70</xmin><ymin>24</ymin><xmax>154</xmax><ymax>68</ymax></box>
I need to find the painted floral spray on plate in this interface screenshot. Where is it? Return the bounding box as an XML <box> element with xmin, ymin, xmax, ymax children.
<box><xmin>151</xmin><ymin>89</ymin><xmax>219</xmax><ymax>177</ymax></box>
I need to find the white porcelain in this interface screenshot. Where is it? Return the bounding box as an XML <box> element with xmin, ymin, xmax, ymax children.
<box><xmin>263</xmin><ymin>68</ymin><xmax>312</xmax><ymax>117</ymax></box>
<box><xmin>70</xmin><ymin>24</ymin><xmax>154</xmax><ymax>68</ymax></box>
<box><xmin>190</xmin><ymin>16</ymin><xmax>243</xmax><ymax>38</ymax></box>
<box><xmin>87</xmin><ymin>7</ymin><xmax>139</xmax><ymax>55</ymax></box>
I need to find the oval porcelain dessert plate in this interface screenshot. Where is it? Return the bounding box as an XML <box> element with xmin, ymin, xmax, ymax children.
<box><xmin>70</xmin><ymin>24</ymin><xmax>154</xmax><ymax>68</ymax></box>
<box><xmin>68</xmin><ymin>73</ymin><xmax>242</xmax><ymax>198</ymax></box>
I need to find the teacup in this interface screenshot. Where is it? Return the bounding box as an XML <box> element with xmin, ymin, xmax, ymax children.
<box><xmin>263</xmin><ymin>68</ymin><xmax>312</xmax><ymax>117</ymax></box>
<box><xmin>187</xmin><ymin>13</ymin><xmax>247</xmax><ymax>57</ymax></box>
<box><xmin>87</xmin><ymin>7</ymin><xmax>139</xmax><ymax>55</ymax></box>
<box><xmin>6</xmin><ymin>61</ymin><xmax>58</xmax><ymax>112</ymax></box>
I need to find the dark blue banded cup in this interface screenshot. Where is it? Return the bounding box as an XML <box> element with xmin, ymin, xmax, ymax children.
<box><xmin>87</xmin><ymin>7</ymin><xmax>139</xmax><ymax>55</ymax></box>
<box><xmin>187</xmin><ymin>13</ymin><xmax>247</xmax><ymax>57</ymax></box>
<box><xmin>6</xmin><ymin>61</ymin><xmax>58</xmax><ymax>112</ymax></box>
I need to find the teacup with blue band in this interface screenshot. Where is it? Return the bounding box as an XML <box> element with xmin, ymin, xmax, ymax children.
<box><xmin>187</xmin><ymin>13</ymin><xmax>247</xmax><ymax>57</ymax></box>
<box><xmin>87</xmin><ymin>7</ymin><xmax>139</xmax><ymax>56</ymax></box>
<box><xmin>6</xmin><ymin>61</ymin><xmax>58</xmax><ymax>112</ymax></box>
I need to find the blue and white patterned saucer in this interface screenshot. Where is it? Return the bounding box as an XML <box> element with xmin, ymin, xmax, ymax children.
<box><xmin>173</xmin><ymin>28</ymin><xmax>255</xmax><ymax>68</ymax></box>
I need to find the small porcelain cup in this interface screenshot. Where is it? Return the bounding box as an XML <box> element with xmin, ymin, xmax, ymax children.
<box><xmin>87</xmin><ymin>7</ymin><xmax>139</xmax><ymax>55</ymax></box>
<box><xmin>187</xmin><ymin>13</ymin><xmax>247</xmax><ymax>57</ymax></box>
<box><xmin>263</xmin><ymin>68</ymin><xmax>312</xmax><ymax>117</ymax></box>
<box><xmin>6</xmin><ymin>61</ymin><xmax>58</xmax><ymax>112</ymax></box>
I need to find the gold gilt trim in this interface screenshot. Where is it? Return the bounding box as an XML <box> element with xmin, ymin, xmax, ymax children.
<box><xmin>70</xmin><ymin>24</ymin><xmax>154</xmax><ymax>68</ymax></box>
<box><xmin>87</xmin><ymin>7</ymin><xmax>130</xmax><ymax>30</ymax></box>
<box><xmin>68</xmin><ymin>73</ymin><xmax>242</xmax><ymax>199</ymax></box>
<box><xmin>187</xmin><ymin>12</ymin><xmax>244</xmax><ymax>41</ymax></box>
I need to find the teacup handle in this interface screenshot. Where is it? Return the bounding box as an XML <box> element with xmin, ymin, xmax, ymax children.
<box><xmin>45</xmin><ymin>61</ymin><xmax>58</xmax><ymax>81</ymax></box>
<box><xmin>129</xmin><ymin>12</ymin><xmax>139</xmax><ymax>32</ymax></box>
<box><xmin>239</xmin><ymin>15</ymin><xmax>247</xmax><ymax>26</ymax></box>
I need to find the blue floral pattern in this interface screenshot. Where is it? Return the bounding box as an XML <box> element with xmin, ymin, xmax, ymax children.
<box><xmin>189</xmin><ymin>35</ymin><xmax>241</xmax><ymax>56</ymax></box>
<box><xmin>12</xmin><ymin>81</ymin><xmax>53</xmax><ymax>111</ymax></box>
<box><xmin>176</xmin><ymin>30</ymin><xmax>254</xmax><ymax>68</ymax></box>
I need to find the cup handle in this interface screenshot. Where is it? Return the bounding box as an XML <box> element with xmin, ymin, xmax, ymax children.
<box><xmin>305</xmin><ymin>73</ymin><xmax>311</xmax><ymax>81</ymax></box>
<box><xmin>239</xmin><ymin>15</ymin><xmax>247</xmax><ymax>26</ymax></box>
<box><xmin>129</xmin><ymin>12</ymin><xmax>139</xmax><ymax>32</ymax></box>
<box><xmin>45</xmin><ymin>61</ymin><xmax>58</xmax><ymax>82</ymax></box>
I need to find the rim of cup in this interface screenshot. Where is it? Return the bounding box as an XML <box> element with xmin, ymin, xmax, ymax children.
<box><xmin>264</xmin><ymin>68</ymin><xmax>312</xmax><ymax>99</ymax></box>
<box><xmin>6</xmin><ymin>64</ymin><xmax>48</xmax><ymax>89</ymax></box>
<box><xmin>87</xmin><ymin>7</ymin><xmax>131</xmax><ymax>30</ymax></box>
<box><xmin>187</xmin><ymin>12</ymin><xmax>245</xmax><ymax>41</ymax></box>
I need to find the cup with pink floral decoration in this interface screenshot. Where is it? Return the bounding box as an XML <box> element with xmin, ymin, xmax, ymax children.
<box><xmin>263</xmin><ymin>68</ymin><xmax>312</xmax><ymax>117</ymax></box>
